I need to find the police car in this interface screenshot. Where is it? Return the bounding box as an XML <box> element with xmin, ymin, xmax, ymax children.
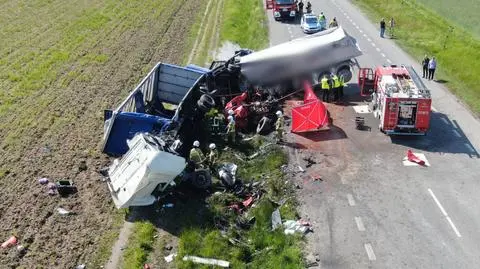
<box><xmin>300</xmin><ymin>13</ymin><xmax>321</xmax><ymax>34</ymax></box>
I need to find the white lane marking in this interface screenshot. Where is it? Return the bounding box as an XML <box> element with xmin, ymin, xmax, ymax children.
<box><xmin>376</xmin><ymin>47</ymin><xmax>381</xmax><ymax>52</ymax></box>
<box><xmin>453</xmin><ymin>129</ymin><xmax>461</xmax><ymax>138</ymax></box>
<box><xmin>355</xmin><ymin>217</ymin><xmax>366</xmax><ymax>231</ymax></box>
<box><xmin>359</xmin><ymin>29</ymin><xmax>363</xmax><ymax>33</ymax></box>
<box><xmin>347</xmin><ymin>194</ymin><xmax>356</xmax><ymax>206</ymax></box>
<box><xmin>431</xmin><ymin>106</ymin><xmax>437</xmax><ymax>112</ymax></box>
<box><xmin>363</xmin><ymin>34</ymin><xmax>367</xmax><ymax>37</ymax></box>
<box><xmin>428</xmin><ymin>188</ymin><xmax>462</xmax><ymax>237</ymax></box>
<box><xmin>465</xmin><ymin>143</ymin><xmax>475</xmax><ymax>152</ymax></box>
<box><xmin>346</xmin><ymin>15</ymin><xmax>350</xmax><ymax>19</ymax></box>
<box><xmin>352</xmin><ymin>22</ymin><xmax>357</xmax><ymax>26</ymax></box>
<box><xmin>446</xmin><ymin>216</ymin><xmax>462</xmax><ymax>237</ymax></box>
<box><xmin>386</xmin><ymin>59</ymin><xmax>392</xmax><ymax>63</ymax></box>
<box><xmin>364</xmin><ymin>243</ymin><xmax>377</xmax><ymax>261</ymax></box>
<box><xmin>381</xmin><ymin>53</ymin><xmax>386</xmax><ymax>57</ymax></box>
<box><xmin>371</xmin><ymin>43</ymin><xmax>376</xmax><ymax>47</ymax></box>
<box><xmin>367</xmin><ymin>38</ymin><xmax>371</xmax><ymax>42</ymax></box>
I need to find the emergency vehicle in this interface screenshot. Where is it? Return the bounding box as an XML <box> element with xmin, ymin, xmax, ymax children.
<box><xmin>266</xmin><ymin>0</ymin><xmax>297</xmax><ymax>21</ymax></box>
<box><xmin>358</xmin><ymin>65</ymin><xmax>432</xmax><ymax>135</ymax></box>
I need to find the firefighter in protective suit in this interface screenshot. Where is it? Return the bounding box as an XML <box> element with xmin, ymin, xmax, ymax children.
<box><xmin>275</xmin><ymin>111</ymin><xmax>285</xmax><ymax>143</ymax></box>
<box><xmin>226</xmin><ymin>115</ymin><xmax>236</xmax><ymax>144</ymax></box>
<box><xmin>189</xmin><ymin>140</ymin><xmax>205</xmax><ymax>169</ymax></box>
<box><xmin>321</xmin><ymin>75</ymin><xmax>330</xmax><ymax>102</ymax></box>
<box><xmin>208</xmin><ymin>143</ymin><xmax>218</xmax><ymax>168</ymax></box>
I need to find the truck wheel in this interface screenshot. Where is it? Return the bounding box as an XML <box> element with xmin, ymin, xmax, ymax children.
<box><xmin>337</xmin><ymin>67</ymin><xmax>352</xmax><ymax>83</ymax></box>
<box><xmin>256</xmin><ymin>116</ymin><xmax>272</xmax><ymax>135</ymax></box>
<box><xmin>192</xmin><ymin>170</ymin><xmax>212</xmax><ymax>189</ymax></box>
<box><xmin>200</xmin><ymin>94</ymin><xmax>215</xmax><ymax>108</ymax></box>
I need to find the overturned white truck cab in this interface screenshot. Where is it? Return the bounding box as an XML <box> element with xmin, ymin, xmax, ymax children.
<box><xmin>102</xmin><ymin>27</ymin><xmax>362</xmax><ymax>208</ymax></box>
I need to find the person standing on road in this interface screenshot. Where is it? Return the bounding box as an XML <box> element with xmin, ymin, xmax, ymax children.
<box><xmin>338</xmin><ymin>74</ymin><xmax>345</xmax><ymax>99</ymax></box>
<box><xmin>318</xmin><ymin>12</ymin><xmax>326</xmax><ymax>30</ymax></box>
<box><xmin>321</xmin><ymin>75</ymin><xmax>330</xmax><ymax>102</ymax></box>
<box><xmin>389</xmin><ymin>17</ymin><xmax>395</xmax><ymax>38</ymax></box>
<box><xmin>380</xmin><ymin>18</ymin><xmax>386</xmax><ymax>38</ymax></box>
<box><xmin>421</xmin><ymin>55</ymin><xmax>430</xmax><ymax>78</ymax></box>
<box><xmin>428</xmin><ymin>56</ymin><xmax>437</xmax><ymax>81</ymax></box>
<box><xmin>332</xmin><ymin>74</ymin><xmax>340</xmax><ymax>101</ymax></box>
<box><xmin>298</xmin><ymin>0</ymin><xmax>304</xmax><ymax>13</ymax></box>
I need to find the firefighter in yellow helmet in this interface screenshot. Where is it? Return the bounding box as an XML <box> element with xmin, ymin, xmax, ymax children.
<box><xmin>208</xmin><ymin>143</ymin><xmax>218</xmax><ymax>168</ymax></box>
<box><xmin>189</xmin><ymin>140</ymin><xmax>205</xmax><ymax>169</ymax></box>
<box><xmin>275</xmin><ymin>110</ymin><xmax>285</xmax><ymax>143</ymax></box>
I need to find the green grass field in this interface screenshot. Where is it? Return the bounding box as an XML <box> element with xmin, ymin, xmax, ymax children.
<box><xmin>416</xmin><ymin>0</ymin><xmax>480</xmax><ymax>39</ymax></box>
<box><xmin>356</xmin><ymin>0</ymin><xmax>480</xmax><ymax>115</ymax></box>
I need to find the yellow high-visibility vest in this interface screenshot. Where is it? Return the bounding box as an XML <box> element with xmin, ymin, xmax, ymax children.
<box><xmin>333</xmin><ymin>75</ymin><xmax>340</xmax><ymax>87</ymax></box>
<box><xmin>321</xmin><ymin>77</ymin><xmax>330</xmax><ymax>90</ymax></box>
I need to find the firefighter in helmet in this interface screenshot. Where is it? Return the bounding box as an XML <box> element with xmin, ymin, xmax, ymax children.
<box><xmin>226</xmin><ymin>115</ymin><xmax>236</xmax><ymax>144</ymax></box>
<box><xmin>189</xmin><ymin>140</ymin><xmax>205</xmax><ymax>169</ymax></box>
<box><xmin>208</xmin><ymin>143</ymin><xmax>218</xmax><ymax>169</ymax></box>
<box><xmin>275</xmin><ymin>110</ymin><xmax>285</xmax><ymax>143</ymax></box>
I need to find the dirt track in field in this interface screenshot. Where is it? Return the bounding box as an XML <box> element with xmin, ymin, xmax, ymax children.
<box><xmin>0</xmin><ymin>0</ymin><xmax>207</xmax><ymax>267</ymax></box>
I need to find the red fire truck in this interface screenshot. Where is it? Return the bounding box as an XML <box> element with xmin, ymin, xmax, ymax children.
<box><xmin>358</xmin><ymin>65</ymin><xmax>432</xmax><ymax>135</ymax></box>
<box><xmin>266</xmin><ymin>0</ymin><xmax>297</xmax><ymax>21</ymax></box>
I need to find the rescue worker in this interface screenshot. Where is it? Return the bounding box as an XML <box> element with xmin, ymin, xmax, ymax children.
<box><xmin>275</xmin><ymin>111</ymin><xmax>285</xmax><ymax>143</ymax></box>
<box><xmin>329</xmin><ymin>17</ymin><xmax>338</xmax><ymax>28</ymax></box>
<box><xmin>298</xmin><ymin>0</ymin><xmax>304</xmax><ymax>13</ymax></box>
<box><xmin>321</xmin><ymin>74</ymin><xmax>330</xmax><ymax>102</ymax></box>
<box><xmin>306</xmin><ymin>1</ymin><xmax>312</xmax><ymax>13</ymax></box>
<box><xmin>421</xmin><ymin>55</ymin><xmax>430</xmax><ymax>78</ymax></box>
<box><xmin>338</xmin><ymin>74</ymin><xmax>345</xmax><ymax>99</ymax></box>
<box><xmin>226</xmin><ymin>115</ymin><xmax>236</xmax><ymax>144</ymax></box>
<box><xmin>332</xmin><ymin>73</ymin><xmax>340</xmax><ymax>101</ymax></box>
<box><xmin>208</xmin><ymin>143</ymin><xmax>218</xmax><ymax>169</ymax></box>
<box><xmin>189</xmin><ymin>140</ymin><xmax>205</xmax><ymax>169</ymax></box>
<box><xmin>318</xmin><ymin>12</ymin><xmax>327</xmax><ymax>30</ymax></box>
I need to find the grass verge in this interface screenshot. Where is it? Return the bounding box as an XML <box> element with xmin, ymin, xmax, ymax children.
<box><xmin>220</xmin><ymin>0</ymin><xmax>269</xmax><ymax>50</ymax></box>
<box><xmin>122</xmin><ymin>221</ymin><xmax>156</xmax><ymax>268</ymax></box>
<box><xmin>355</xmin><ymin>0</ymin><xmax>480</xmax><ymax>115</ymax></box>
<box><xmin>90</xmin><ymin>209</ymin><xmax>126</xmax><ymax>268</ymax></box>
<box><xmin>176</xmin><ymin>138</ymin><xmax>304</xmax><ymax>269</ymax></box>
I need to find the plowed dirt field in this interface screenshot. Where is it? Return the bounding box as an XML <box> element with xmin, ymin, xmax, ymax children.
<box><xmin>0</xmin><ymin>0</ymin><xmax>208</xmax><ymax>267</ymax></box>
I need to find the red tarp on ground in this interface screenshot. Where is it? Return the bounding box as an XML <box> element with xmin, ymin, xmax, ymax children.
<box><xmin>291</xmin><ymin>82</ymin><xmax>329</xmax><ymax>133</ymax></box>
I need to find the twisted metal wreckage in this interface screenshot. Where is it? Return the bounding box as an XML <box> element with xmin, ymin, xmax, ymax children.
<box><xmin>101</xmin><ymin>27</ymin><xmax>362</xmax><ymax>208</ymax></box>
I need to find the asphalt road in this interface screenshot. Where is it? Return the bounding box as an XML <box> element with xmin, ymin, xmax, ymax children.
<box><xmin>265</xmin><ymin>1</ymin><xmax>480</xmax><ymax>268</ymax></box>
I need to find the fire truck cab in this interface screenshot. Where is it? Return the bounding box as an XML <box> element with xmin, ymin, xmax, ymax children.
<box><xmin>359</xmin><ymin>65</ymin><xmax>432</xmax><ymax>135</ymax></box>
<box><xmin>266</xmin><ymin>0</ymin><xmax>297</xmax><ymax>21</ymax></box>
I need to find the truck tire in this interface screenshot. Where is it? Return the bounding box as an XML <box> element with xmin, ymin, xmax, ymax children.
<box><xmin>197</xmin><ymin>94</ymin><xmax>215</xmax><ymax>112</ymax></box>
<box><xmin>192</xmin><ymin>170</ymin><xmax>212</xmax><ymax>189</ymax></box>
<box><xmin>256</xmin><ymin>116</ymin><xmax>272</xmax><ymax>135</ymax></box>
<box><xmin>337</xmin><ymin>66</ymin><xmax>353</xmax><ymax>83</ymax></box>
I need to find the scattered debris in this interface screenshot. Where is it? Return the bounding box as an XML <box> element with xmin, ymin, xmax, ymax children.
<box><xmin>56</xmin><ymin>207</ymin><xmax>74</xmax><ymax>215</ymax></box>
<box><xmin>306</xmin><ymin>261</ymin><xmax>319</xmax><ymax>267</ymax></box>
<box><xmin>143</xmin><ymin>264</ymin><xmax>151</xmax><ymax>269</ymax></box>
<box><xmin>47</xmin><ymin>182</ymin><xmax>57</xmax><ymax>195</ymax></box>
<box><xmin>403</xmin><ymin>150</ymin><xmax>430</xmax><ymax>167</ymax></box>
<box><xmin>78</xmin><ymin>160</ymin><xmax>87</xmax><ymax>172</ymax></box>
<box><xmin>38</xmin><ymin>178</ymin><xmax>49</xmax><ymax>185</ymax></box>
<box><xmin>98</xmin><ymin>167</ymin><xmax>109</xmax><ymax>177</ymax></box>
<box><xmin>283</xmin><ymin>220</ymin><xmax>312</xmax><ymax>235</ymax></box>
<box><xmin>164</xmin><ymin>253</ymin><xmax>177</xmax><ymax>263</ymax></box>
<box><xmin>75</xmin><ymin>265</ymin><xmax>86</xmax><ymax>269</ymax></box>
<box><xmin>182</xmin><ymin>256</ymin><xmax>230</xmax><ymax>268</ymax></box>
<box><xmin>16</xmin><ymin>245</ymin><xmax>25</xmax><ymax>252</ymax></box>
<box><xmin>303</xmin><ymin>157</ymin><xmax>317</xmax><ymax>168</ymax></box>
<box><xmin>312</xmin><ymin>176</ymin><xmax>323</xmax><ymax>182</ymax></box>
<box><xmin>162</xmin><ymin>203</ymin><xmax>174</xmax><ymax>208</ymax></box>
<box><xmin>56</xmin><ymin>180</ymin><xmax>78</xmax><ymax>195</ymax></box>
<box><xmin>1</xmin><ymin>236</ymin><xmax>17</xmax><ymax>248</ymax></box>
<box><xmin>271</xmin><ymin>209</ymin><xmax>282</xmax><ymax>230</ymax></box>
<box><xmin>218</xmin><ymin>163</ymin><xmax>238</xmax><ymax>187</ymax></box>
<box><xmin>164</xmin><ymin>244</ymin><xmax>173</xmax><ymax>251</ymax></box>
<box><xmin>298</xmin><ymin>166</ymin><xmax>305</xmax><ymax>173</ymax></box>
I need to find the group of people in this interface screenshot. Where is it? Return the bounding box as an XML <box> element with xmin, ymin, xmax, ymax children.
<box><xmin>321</xmin><ymin>73</ymin><xmax>345</xmax><ymax>103</ymax></box>
<box><xmin>380</xmin><ymin>17</ymin><xmax>395</xmax><ymax>38</ymax></box>
<box><xmin>422</xmin><ymin>55</ymin><xmax>437</xmax><ymax>81</ymax></box>
<box><xmin>189</xmin><ymin>109</ymin><xmax>286</xmax><ymax>168</ymax></box>
<box><xmin>295</xmin><ymin>1</ymin><xmax>338</xmax><ymax>28</ymax></box>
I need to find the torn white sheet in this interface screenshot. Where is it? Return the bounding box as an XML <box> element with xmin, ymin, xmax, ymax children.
<box><xmin>164</xmin><ymin>253</ymin><xmax>177</xmax><ymax>263</ymax></box>
<box><xmin>353</xmin><ymin>105</ymin><xmax>371</xmax><ymax>114</ymax></box>
<box><xmin>182</xmin><ymin>256</ymin><xmax>230</xmax><ymax>267</ymax></box>
<box><xmin>402</xmin><ymin>153</ymin><xmax>430</xmax><ymax>167</ymax></box>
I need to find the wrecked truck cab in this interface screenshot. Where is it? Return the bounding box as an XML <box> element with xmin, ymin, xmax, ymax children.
<box><xmin>102</xmin><ymin>62</ymin><xmax>213</xmax><ymax>157</ymax></box>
